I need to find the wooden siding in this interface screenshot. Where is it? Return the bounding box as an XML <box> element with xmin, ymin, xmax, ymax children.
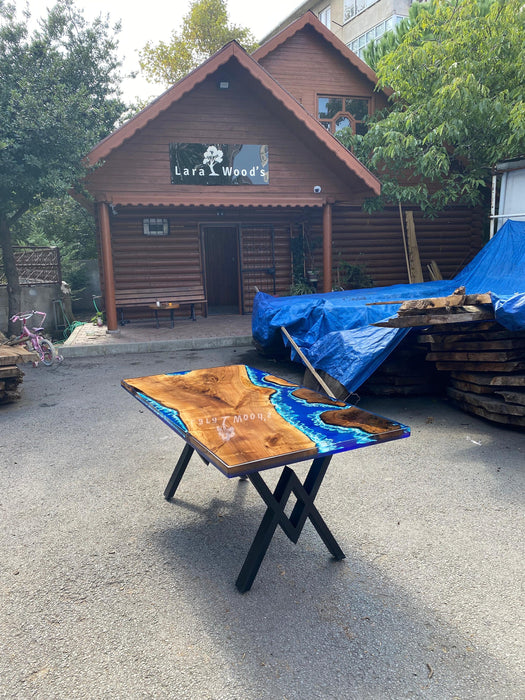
<box><xmin>257</xmin><ymin>26</ymin><xmax>389</xmax><ymax>117</ymax></box>
<box><xmin>100</xmin><ymin>207</ymin><xmax>295</xmax><ymax>316</ymax></box>
<box><xmin>306</xmin><ymin>206</ymin><xmax>484</xmax><ymax>288</ymax></box>
<box><xmin>85</xmin><ymin>63</ymin><xmax>372</xmax><ymax>207</ymax></box>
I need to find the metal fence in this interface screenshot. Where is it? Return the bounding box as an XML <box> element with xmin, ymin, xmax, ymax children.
<box><xmin>0</xmin><ymin>246</ymin><xmax>61</xmax><ymax>285</ymax></box>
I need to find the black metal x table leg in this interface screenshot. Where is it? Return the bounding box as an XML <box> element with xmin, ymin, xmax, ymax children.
<box><xmin>235</xmin><ymin>455</ymin><xmax>345</xmax><ymax>593</ymax></box>
<box><xmin>163</xmin><ymin>447</ymin><xmax>345</xmax><ymax>593</ymax></box>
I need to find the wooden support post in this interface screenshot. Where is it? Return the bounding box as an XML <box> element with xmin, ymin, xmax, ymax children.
<box><xmin>322</xmin><ymin>202</ymin><xmax>333</xmax><ymax>293</ymax></box>
<box><xmin>97</xmin><ymin>202</ymin><xmax>118</xmax><ymax>331</ymax></box>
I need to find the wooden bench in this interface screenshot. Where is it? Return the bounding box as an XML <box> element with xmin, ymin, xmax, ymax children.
<box><xmin>115</xmin><ymin>288</ymin><xmax>207</xmax><ymax>325</ymax></box>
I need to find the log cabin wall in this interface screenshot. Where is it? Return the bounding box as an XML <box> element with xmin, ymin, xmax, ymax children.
<box><xmin>100</xmin><ymin>206</ymin><xmax>299</xmax><ymax>317</ymax></box>
<box><xmin>305</xmin><ymin>206</ymin><xmax>484</xmax><ymax>289</ymax></box>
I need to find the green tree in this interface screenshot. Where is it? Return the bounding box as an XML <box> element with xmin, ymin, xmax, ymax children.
<box><xmin>339</xmin><ymin>0</ymin><xmax>525</xmax><ymax>216</ymax></box>
<box><xmin>0</xmin><ymin>0</ymin><xmax>125</xmax><ymax>334</ymax></box>
<box><xmin>139</xmin><ymin>0</ymin><xmax>258</xmax><ymax>87</ymax></box>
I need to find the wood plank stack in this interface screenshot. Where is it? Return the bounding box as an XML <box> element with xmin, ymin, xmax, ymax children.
<box><xmin>374</xmin><ymin>287</ymin><xmax>494</xmax><ymax>328</ymax></box>
<box><xmin>372</xmin><ymin>288</ymin><xmax>525</xmax><ymax>427</ymax></box>
<box><xmin>0</xmin><ymin>341</ymin><xmax>38</xmax><ymax>404</ymax></box>
<box><xmin>418</xmin><ymin>323</ymin><xmax>525</xmax><ymax>428</ymax></box>
<box><xmin>360</xmin><ymin>334</ymin><xmax>442</xmax><ymax>397</ymax></box>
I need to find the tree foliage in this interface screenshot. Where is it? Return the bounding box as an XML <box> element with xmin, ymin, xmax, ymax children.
<box><xmin>339</xmin><ymin>0</ymin><xmax>525</xmax><ymax>215</ymax></box>
<box><xmin>0</xmin><ymin>0</ymin><xmax>125</xmax><ymax>332</ymax></box>
<box><xmin>139</xmin><ymin>0</ymin><xmax>258</xmax><ymax>86</ymax></box>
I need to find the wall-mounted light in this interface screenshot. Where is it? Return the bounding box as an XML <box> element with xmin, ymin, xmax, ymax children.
<box><xmin>218</xmin><ymin>80</ymin><xmax>230</xmax><ymax>89</ymax></box>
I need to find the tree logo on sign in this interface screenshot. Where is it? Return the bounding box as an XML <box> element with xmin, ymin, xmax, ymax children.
<box><xmin>203</xmin><ymin>146</ymin><xmax>223</xmax><ymax>176</ymax></box>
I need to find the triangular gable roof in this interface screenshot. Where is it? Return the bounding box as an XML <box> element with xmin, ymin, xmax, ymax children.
<box><xmin>253</xmin><ymin>11</ymin><xmax>391</xmax><ymax>97</ymax></box>
<box><xmin>85</xmin><ymin>38</ymin><xmax>380</xmax><ymax>196</ymax></box>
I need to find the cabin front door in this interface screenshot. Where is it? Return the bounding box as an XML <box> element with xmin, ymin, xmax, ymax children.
<box><xmin>202</xmin><ymin>226</ymin><xmax>240</xmax><ymax>314</ymax></box>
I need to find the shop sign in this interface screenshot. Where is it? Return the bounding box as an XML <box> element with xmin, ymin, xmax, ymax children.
<box><xmin>170</xmin><ymin>143</ymin><xmax>269</xmax><ymax>185</ymax></box>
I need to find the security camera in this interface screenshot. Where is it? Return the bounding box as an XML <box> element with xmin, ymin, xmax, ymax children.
<box><xmin>313</xmin><ymin>185</ymin><xmax>322</xmax><ymax>193</ymax></box>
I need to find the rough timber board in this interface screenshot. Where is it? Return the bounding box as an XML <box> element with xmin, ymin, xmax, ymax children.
<box><xmin>447</xmin><ymin>386</ymin><xmax>525</xmax><ymax>417</ymax></box>
<box><xmin>398</xmin><ymin>293</ymin><xmax>492</xmax><ymax>314</ymax></box>
<box><xmin>426</xmin><ymin>350</ymin><xmax>525</xmax><ymax>362</ymax></box>
<box><xmin>375</xmin><ymin>310</ymin><xmax>494</xmax><ymax>328</ymax></box>
<box><xmin>436</xmin><ymin>361</ymin><xmax>525</xmax><ymax>372</ymax></box>
<box><xmin>426</xmin><ymin>339</ymin><xmax>525</xmax><ymax>351</ymax></box>
<box><xmin>493</xmin><ymin>389</ymin><xmax>525</xmax><ymax>407</ymax></box>
<box><xmin>450</xmin><ymin>371</ymin><xmax>525</xmax><ymax>387</ymax></box>
<box><xmin>0</xmin><ymin>345</ymin><xmax>38</xmax><ymax>365</ymax></box>
<box><xmin>448</xmin><ymin>398</ymin><xmax>525</xmax><ymax>428</ymax></box>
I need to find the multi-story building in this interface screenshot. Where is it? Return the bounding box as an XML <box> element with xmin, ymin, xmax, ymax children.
<box><xmin>265</xmin><ymin>0</ymin><xmax>418</xmax><ymax>60</ymax></box>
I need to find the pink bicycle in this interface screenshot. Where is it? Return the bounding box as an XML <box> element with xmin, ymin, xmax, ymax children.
<box><xmin>8</xmin><ymin>311</ymin><xmax>63</xmax><ymax>366</ymax></box>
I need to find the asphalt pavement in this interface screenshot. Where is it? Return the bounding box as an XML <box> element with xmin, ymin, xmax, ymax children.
<box><xmin>1</xmin><ymin>346</ymin><xmax>523</xmax><ymax>699</ymax></box>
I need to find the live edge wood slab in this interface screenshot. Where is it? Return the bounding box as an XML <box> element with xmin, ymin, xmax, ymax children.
<box><xmin>122</xmin><ymin>364</ymin><xmax>410</xmax><ymax>476</ymax></box>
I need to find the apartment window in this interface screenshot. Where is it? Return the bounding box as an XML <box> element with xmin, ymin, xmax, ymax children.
<box><xmin>344</xmin><ymin>0</ymin><xmax>377</xmax><ymax>21</ymax></box>
<box><xmin>319</xmin><ymin>5</ymin><xmax>331</xmax><ymax>28</ymax></box>
<box><xmin>318</xmin><ymin>95</ymin><xmax>369</xmax><ymax>135</ymax></box>
<box><xmin>349</xmin><ymin>15</ymin><xmax>404</xmax><ymax>59</ymax></box>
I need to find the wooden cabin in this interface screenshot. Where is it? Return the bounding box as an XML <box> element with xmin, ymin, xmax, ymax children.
<box><xmin>80</xmin><ymin>12</ymin><xmax>482</xmax><ymax>331</ymax></box>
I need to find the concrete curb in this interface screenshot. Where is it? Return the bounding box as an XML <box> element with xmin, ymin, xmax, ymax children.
<box><xmin>59</xmin><ymin>334</ymin><xmax>254</xmax><ymax>358</ymax></box>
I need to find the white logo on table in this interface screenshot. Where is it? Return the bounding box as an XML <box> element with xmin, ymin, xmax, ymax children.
<box><xmin>193</xmin><ymin>412</ymin><xmax>273</xmax><ymax>441</ymax></box>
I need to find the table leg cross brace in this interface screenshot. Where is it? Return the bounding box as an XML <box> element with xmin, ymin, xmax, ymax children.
<box><xmin>236</xmin><ymin>455</ymin><xmax>345</xmax><ymax>593</ymax></box>
<box><xmin>163</xmin><ymin>446</ymin><xmax>345</xmax><ymax>593</ymax></box>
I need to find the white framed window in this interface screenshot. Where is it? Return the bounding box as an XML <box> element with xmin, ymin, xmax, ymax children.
<box><xmin>349</xmin><ymin>15</ymin><xmax>405</xmax><ymax>59</ymax></box>
<box><xmin>143</xmin><ymin>218</ymin><xmax>169</xmax><ymax>236</ymax></box>
<box><xmin>319</xmin><ymin>5</ymin><xmax>331</xmax><ymax>28</ymax></box>
<box><xmin>344</xmin><ymin>0</ymin><xmax>378</xmax><ymax>22</ymax></box>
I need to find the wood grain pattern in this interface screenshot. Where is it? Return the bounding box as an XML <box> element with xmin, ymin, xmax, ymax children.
<box><xmin>125</xmin><ymin>366</ymin><xmax>317</xmax><ymax>468</ymax></box>
<box><xmin>320</xmin><ymin>407</ymin><xmax>406</xmax><ymax>440</ymax></box>
<box><xmin>123</xmin><ymin>365</ymin><xmax>410</xmax><ymax>475</ymax></box>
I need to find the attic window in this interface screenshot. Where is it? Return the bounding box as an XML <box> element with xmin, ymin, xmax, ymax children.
<box><xmin>143</xmin><ymin>218</ymin><xmax>169</xmax><ymax>236</ymax></box>
<box><xmin>318</xmin><ymin>96</ymin><xmax>369</xmax><ymax>135</ymax></box>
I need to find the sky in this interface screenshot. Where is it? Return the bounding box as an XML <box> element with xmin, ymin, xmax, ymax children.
<box><xmin>27</xmin><ymin>0</ymin><xmax>303</xmax><ymax>102</ymax></box>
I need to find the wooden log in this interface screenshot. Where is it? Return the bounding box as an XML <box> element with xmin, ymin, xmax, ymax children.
<box><xmin>418</xmin><ymin>329</ymin><xmax>525</xmax><ymax>344</ymax></box>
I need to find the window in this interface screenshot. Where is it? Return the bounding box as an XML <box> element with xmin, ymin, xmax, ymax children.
<box><xmin>143</xmin><ymin>218</ymin><xmax>169</xmax><ymax>236</ymax></box>
<box><xmin>319</xmin><ymin>5</ymin><xmax>331</xmax><ymax>28</ymax></box>
<box><xmin>349</xmin><ymin>15</ymin><xmax>405</xmax><ymax>59</ymax></box>
<box><xmin>318</xmin><ymin>96</ymin><xmax>369</xmax><ymax>135</ymax></box>
<box><xmin>344</xmin><ymin>0</ymin><xmax>377</xmax><ymax>22</ymax></box>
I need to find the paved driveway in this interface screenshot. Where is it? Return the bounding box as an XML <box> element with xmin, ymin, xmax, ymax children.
<box><xmin>1</xmin><ymin>347</ymin><xmax>523</xmax><ymax>699</ymax></box>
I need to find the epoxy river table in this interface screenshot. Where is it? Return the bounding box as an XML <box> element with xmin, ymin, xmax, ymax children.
<box><xmin>122</xmin><ymin>365</ymin><xmax>410</xmax><ymax>592</ymax></box>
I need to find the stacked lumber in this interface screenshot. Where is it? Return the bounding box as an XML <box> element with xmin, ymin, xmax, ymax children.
<box><xmin>418</xmin><ymin>323</ymin><xmax>525</xmax><ymax>428</ymax></box>
<box><xmin>361</xmin><ymin>334</ymin><xmax>442</xmax><ymax>397</ymax></box>
<box><xmin>374</xmin><ymin>287</ymin><xmax>494</xmax><ymax>328</ymax></box>
<box><xmin>0</xmin><ymin>342</ymin><xmax>38</xmax><ymax>404</ymax></box>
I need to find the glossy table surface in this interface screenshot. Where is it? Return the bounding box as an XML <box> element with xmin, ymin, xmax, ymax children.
<box><xmin>122</xmin><ymin>365</ymin><xmax>410</xmax><ymax>476</ymax></box>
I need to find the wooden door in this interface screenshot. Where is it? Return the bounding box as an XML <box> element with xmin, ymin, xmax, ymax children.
<box><xmin>203</xmin><ymin>226</ymin><xmax>240</xmax><ymax>313</ymax></box>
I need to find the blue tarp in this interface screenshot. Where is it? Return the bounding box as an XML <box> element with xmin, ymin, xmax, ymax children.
<box><xmin>252</xmin><ymin>219</ymin><xmax>525</xmax><ymax>392</ymax></box>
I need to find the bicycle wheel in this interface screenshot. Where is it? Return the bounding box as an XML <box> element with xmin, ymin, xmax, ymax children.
<box><xmin>39</xmin><ymin>339</ymin><xmax>55</xmax><ymax>366</ymax></box>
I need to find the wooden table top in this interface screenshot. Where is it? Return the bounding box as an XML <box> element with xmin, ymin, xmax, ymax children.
<box><xmin>122</xmin><ymin>365</ymin><xmax>410</xmax><ymax>476</ymax></box>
